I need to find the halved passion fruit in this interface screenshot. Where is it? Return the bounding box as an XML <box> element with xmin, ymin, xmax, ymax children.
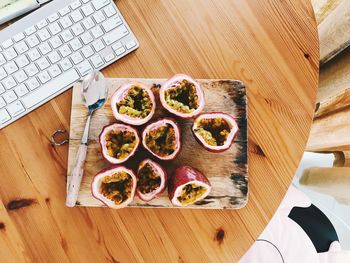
<box><xmin>92</xmin><ymin>166</ymin><xmax>137</xmax><ymax>209</ymax></box>
<box><xmin>99</xmin><ymin>123</ymin><xmax>140</xmax><ymax>164</ymax></box>
<box><xmin>136</xmin><ymin>159</ymin><xmax>167</xmax><ymax>201</ymax></box>
<box><xmin>142</xmin><ymin>118</ymin><xmax>181</xmax><ymax>160</ymax></box>
<box><xmin>159</xmin><ymin>74</ymin><xmax>205</xmax><ymax>118</ymax></box>
<box><xmin>192</xmin><ymin>112</ymin><xmax>238</xmax><ymax>152</ymax></box>
<box><xmin>168</xmin><ymin>165</ymin><xmax>211</xmax><ymax>207</ymax></box>
<box><xmin>111</xmin><ymin>82</ymin><xmax>156</xmax><ymax>125</ymax></box>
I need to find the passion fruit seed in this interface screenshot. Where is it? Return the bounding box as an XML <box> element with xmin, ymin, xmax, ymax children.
<box><xmin>194</xmin><ymin>118</ymin><xmax>231</xmax><ymax>146</ymax></box>
<box><xmin>164</xmin><ymin>79</ymin><xmax>199</xmax><ymax>114</ymax></box>
<box><xmin>137</xmin><ymin>163</ymin><xmax>161</xmax><ymax>194</ymax></box>
<box><xmin>106</xmin><ymin>129</ymin><xmax>137</xmax><ymax>160</ymax></box>
<box><xmin>145</xmin><ymin>124</ymin><xmax>176</xmax><ymax>157</ymax></box>
<box><xmin>100</xmin><ymin>172</ymin><xmax>133</xmax><ymax>205</ymax></box>
<box><xmin>117</xmin><ymin>85</ymin><xmax>153</xmax><ymax>118</ymax></box>
<box><xmin>177</xmin><ymin>183</ymin><xmax>206</xmax><ymax>205</ymax></box>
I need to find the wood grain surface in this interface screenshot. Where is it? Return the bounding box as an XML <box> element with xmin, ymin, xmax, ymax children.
<box><xmin>68</xmin><ymin>78</ymin><xmax>248</xmax><ymax>209</ymax></box>
<box><xmin>0</xmin><ymin>0</ymin><xmax>318</xmax><ymax>262</ymax></box>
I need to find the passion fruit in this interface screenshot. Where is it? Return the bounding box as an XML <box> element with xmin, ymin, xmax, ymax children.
<box><xmin>159</xmin><ymin>74</ymin><xmax>205</xmax><ymax>118</ymax></box>
<box><xmin>111</xmin><ymin>82</ymin><xmax>156</xmax><ymax>125</ymax></box>
<box><xmin>168</xmin><ymin>165</ymin><xmax>211</xmax><ymax>207</ymax></box>
<box><xmin>136</xmin><ymin>159</ymin><xmax>167</xmax><ymax>201</ymax></box>
<box><xmin>99</xmin><ymin>123</ymin><xmax>140</xmax><ymax>164</ymax></box>
<box><xmin>192</xmin><ymin>112</ymin><xmax>238</xmax><ymax>152</ymax></box>
<box><xmin>142</xmin><ymin>118</ymin><xmax>181</xmax><ymax>160</ymax></box>
<box><xmin>91</xmin><ymin>166</ymin><xmax>137</xmax><ymax>209</ymax></box>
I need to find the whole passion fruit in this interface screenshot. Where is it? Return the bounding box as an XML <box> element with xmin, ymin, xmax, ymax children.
<box><xmin>159</xmin><ymin>74</ymin><xmax>205</xmax><ymax>118</ymax></box>
<box><xmin>99</xmin><ymin>123</ymin><xmax>140</xmax><ymax>164</ymax></box>
<box><xmin>192</xmin><ymin>112</ymin><xmax>238</xmax><ymax>152</ymax></box>
<box><xmin>136</xmin><ymin>159</ymin><xmax>167</xmax><ymax>201</ymax></box>
<box><xmin>92</xmin><ymin>166</ymin><xmax>137</xmax><ymax>209</ymax></box>
<box><xmin>111</xmin><ymin>82</ymin><xmax>156</xmax><ymax>125</ymax></box>
<box><xmin>142</xmin><ymin>118</ymin><xmax>181</xmax><ymax>160</ymax></box>
<box><xmin>168</xmin><ymin>165</ymin><xmax>211</xmax><ymax>207</ymax></box>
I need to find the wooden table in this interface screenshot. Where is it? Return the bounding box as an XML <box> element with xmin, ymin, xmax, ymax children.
<box><xmin>0</xmin><ymin>1</ymin><xmax>319</xmax><ymax>262</ymax></box>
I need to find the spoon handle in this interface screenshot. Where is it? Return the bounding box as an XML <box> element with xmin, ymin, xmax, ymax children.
<box><xmin>66</xmin><ymin>143</ymin><xmax>88</xmax><ymax>207</ymax></box>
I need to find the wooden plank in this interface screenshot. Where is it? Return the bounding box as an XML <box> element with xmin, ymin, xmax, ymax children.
<box><xmin>319</xmin><ymin>0</ymin><xmax>350</xmax><ymax>64</ymax></box>
<box><xmin>67</xmin><ymin>78</ymin><xmax>248</xmax><ymax>209</ymax></box>
<box><xmin>0</xmin><ymin>0</ymin><xmax>318</xmax><ymax>262</ymax></box>
<box><xmin>312</xmin><ymin>0</ymin><xmax>343</xmax><ymax>24</ymax></box>
<box><xmin>300</xmin><ymin>167</ymin><xmax>350</xmax><ymax>205</ymax></box>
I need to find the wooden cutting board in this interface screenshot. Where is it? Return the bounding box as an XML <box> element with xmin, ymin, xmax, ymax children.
<box><xmin>67</xmin><ymin>78</ymin><xmax>248</xmax><ymax>209</ymax></box>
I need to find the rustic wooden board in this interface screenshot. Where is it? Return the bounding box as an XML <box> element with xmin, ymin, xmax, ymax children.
<box><xmin>67</xmin><ymin>78</ymin><xmax>248</xmax><ymax>209</ymax></box>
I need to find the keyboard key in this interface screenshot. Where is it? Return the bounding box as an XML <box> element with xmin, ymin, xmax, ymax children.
<box><xmin>91</xmin><ymin>25</ymin><xmax>104</xmax><ymax>38</ymax></box>
<box><xmin>102</xmin><ymin>15</ymin><xmax>122</xmax><ymax>32</ymax></box>
<box><xmin>59</xmin><ymin>6</ymin><xmax>71</xmax><ymax>16</ymax></box>
<box><xmin>15</xmin><ymin>55</ymin><xmax>30</xmax><ymax>68</ymax></box>
<box><xmin>3</xmin><ymin>90</ymin><xmax>17</xmax><ymax>103</ymax></box>
<box><xmin>27</xmin><ymin>48</ymin><xmax>41</xmax><ymax>61</ymax></box>
<box><xmin>0</xmin><ymin>109</ymin><xmax>11</xmax><ymax>123</ymax></box>
<box><xmin>26</xmin><ymin>35</ymin><xmax>40</xmax><ymax>48</ymax></box>
<box><xmin>80</xmin><ymin>32</ymin><xmax>93</xmax><ymax>44</ymax></box>
<box><xmin>92</xmin><ymin>0</ymin><xmax>110</xmax><ymax>10</ymax></box>
<box><xmin>0</xmin><ymin>83</ymin><xmax>5</xmax><ymax>94</ymax></box>
<box><xmin>2</xmin><ymin>39</ymin><xmax>13</xmax><ymax>49</ymax></box>
<box><xmin>48</xmin><ymin>13</ymin><xmax>60</xmax><ymax>23</ymax></box>
<box><xmin>104</xmin><ymin>26</ymin><xmax>129</xmax><ymax>45</ymax></box>
<box><xmin>70</xmin><ymin>38</ymin><xmax>82</xmax><ymax>51</ymax></box>
<box><xmin>115</xmin><ymin>46</ymin><xmax>126</xmax><ymax>56</ymax></box>
<box><xmin>81</xmin><ymin>3</ymin><xmax>94</xmax><ymax>16</ymax></box>
<box><xmin>77</xmin><ymin>61</ymin><xmax>92</xmax><ymax>76</ymax></box>
<box><xmin>3</xmin><ymin>76</ymin><xmax>17</xmax><ymax>90</ymax></box>
<box><xmin>71</xmin><ymin>52</ymin><xmax>84</xmax><ymax>64</ymax></box>
<box><xmin>13</xmin><ymin>32</ymin><xmax>25</xmax><ymax>42</ymax></box>
<box><xmin>38</xmin><ymin>71</ymin><xmax>51</xmax><ymax>84</ymax></box>
<box><xmin>61</xmin><ymin>30</ymin><xmax>74</xmax><ymax>42</ymax></box>
<box><xmin>7</xmin><ymin>101</ymin><xmax>25</xmax><ymax>117</ymax></box>
<box><xmin>125</xmin><ymin>40</ymin><xmax>137</xmax><ymax>50</ymax></box>
<box><xmin>36</xmin><ymin>19</ymin><xmax>48</xmax><ymax>29</ymax></box>
<box><xmin>82</xmin><ymin>17</ymin><xmax>95</xmax><ymax>30</ymax></box>
<box><xmin>93</xmin><ymin>11</ymin><xmax>106</xmax><ymax>24</ymax></box>
<box><xmin>4</xmin><ymin>61</ymin><xmax>18</xmax><ymax>74</ymax></box>
<box><xmin>48</xmin><ymin>22</ymin><xmax>62</xmax><ymax>35</ymax></box>
<box><xmin>37</xmin><ymin>57</ymin><xmax>50</xmax><ymax>70</ymax></box>
<box><xmin>48</xmin><ymin>65</ymin><xmax>62</xmax><ymax>78</ymax></box>
<box><xmin>22</xmin><ymin>69</ymin><xmax>79</xmax><ymax>109</ymax></box>
<box><xmin>48</xmin><ymin>51</ymin><xmax>61</xmax><ymax>64</ymax></box>
<box><xmin>26</xmin><ymin>77</ymin><xmax>40</xmax><ymax>90</ymax></box>
<box><xmin>0</xmin><ymin>97</ymin><xmax>6</xmax><ymax>108</ymax></box>
<box><xmin>59</xmin><ymin>44</ymin><xmax>72</xmax><ymax>57</ymax></box>
<box><xmin>14</xmin><ymin>84</ymin><xmax>29</xmax><ymax>97</ymax></box>
<box><xmin>0</xmin><ymin>54</ymin><xmax>6</xmax><ymax>66</ymax></box>
<box><xmin>49</xmin><ymin>35</ymin><xmax>63</xmax><ymax>49</ymax></box>
<box><xmin>103</xmin><ymin>4</ymin><xmax>117</xmax><ymax>17</ymax></box>
<box><xmin>38</xmin><ymin>42</ymin><xmax>52</xmax><ymax>55</ymax></box>
<box><xmin>81</xmin><ymin>45</ymin><xmax>94</xmax><ymax>58</ymax></box>
<box><xmin>25</xmin><ymin>26</ymin><xmax>36</xmax><ymax>36</ymax></box>
<box><xmin>60</xmin><ymin>58</ymin><xmax>73</xmax><ymax>71</ymax></box>
<box><xmin>104</xmin><ymin>52</ymin><xmax>115</xmax><ymax>62</ymax></box>
<box><xmin>0</xmin><ymin>68</ymin><xmax>7</xmax><ymax>80</ymax></box>
<box><xmin>92</xmin><ymin>39</ymin><xmax>105</xmax><ymax>52</ymax></box>
<box><xmin>71</xmin><ymin>10</ymin><xmax>83</xmax><ymax>23</ymax></box>
<box><xmin>4</xmin><ymin>47</ymin><xmax>17</xmax><ymax>60</ymax></box>
<box><xmin>91</xmin><ymin>54</ymin><xmax>104</xmax><ymax>68</ymax></box>
<box><xmin>71</xmin><ymin>0</ymin><xmax>82</xmax><ymax>10</ymax></box>
<box><xmin>71</xmin><ymin>23</ymin><xmax>84</xmax><ymax>36</ymax></box>
<box><xmin>25</xmin><ymin>64</ymin><xmax>39</xmax><ymax>77</ymax></box>
<box><xmin>37</xmin><ymin>28</ymin><xmax>51</xmax><ymax>42</ymax></box>
<box><xmin>14</xmin><ymin>70</ymin><xmax>28</xmax><ymax>83</ymax></box>
<box><xmin>60</xmin><ymin>16</ymin><xmax>73</xmax><ymax>29</ymax></box>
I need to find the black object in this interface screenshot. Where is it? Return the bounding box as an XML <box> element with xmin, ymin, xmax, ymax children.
<box><xmin>288</xmin><ymin>204</ymin><xmax>339</xmax><ymax>253</ymax></box>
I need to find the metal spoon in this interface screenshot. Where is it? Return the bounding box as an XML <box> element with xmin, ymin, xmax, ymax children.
<box><xmin>66</xmin><ymin>70</ymin><xmax>108</xmax><ymax>207</ymax></box>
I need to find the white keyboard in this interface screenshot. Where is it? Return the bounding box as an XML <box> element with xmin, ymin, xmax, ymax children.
<box><xmin>0</xmin><ymin>0</ymin><xmax>139</xmax><ymax>129</ymax></box>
